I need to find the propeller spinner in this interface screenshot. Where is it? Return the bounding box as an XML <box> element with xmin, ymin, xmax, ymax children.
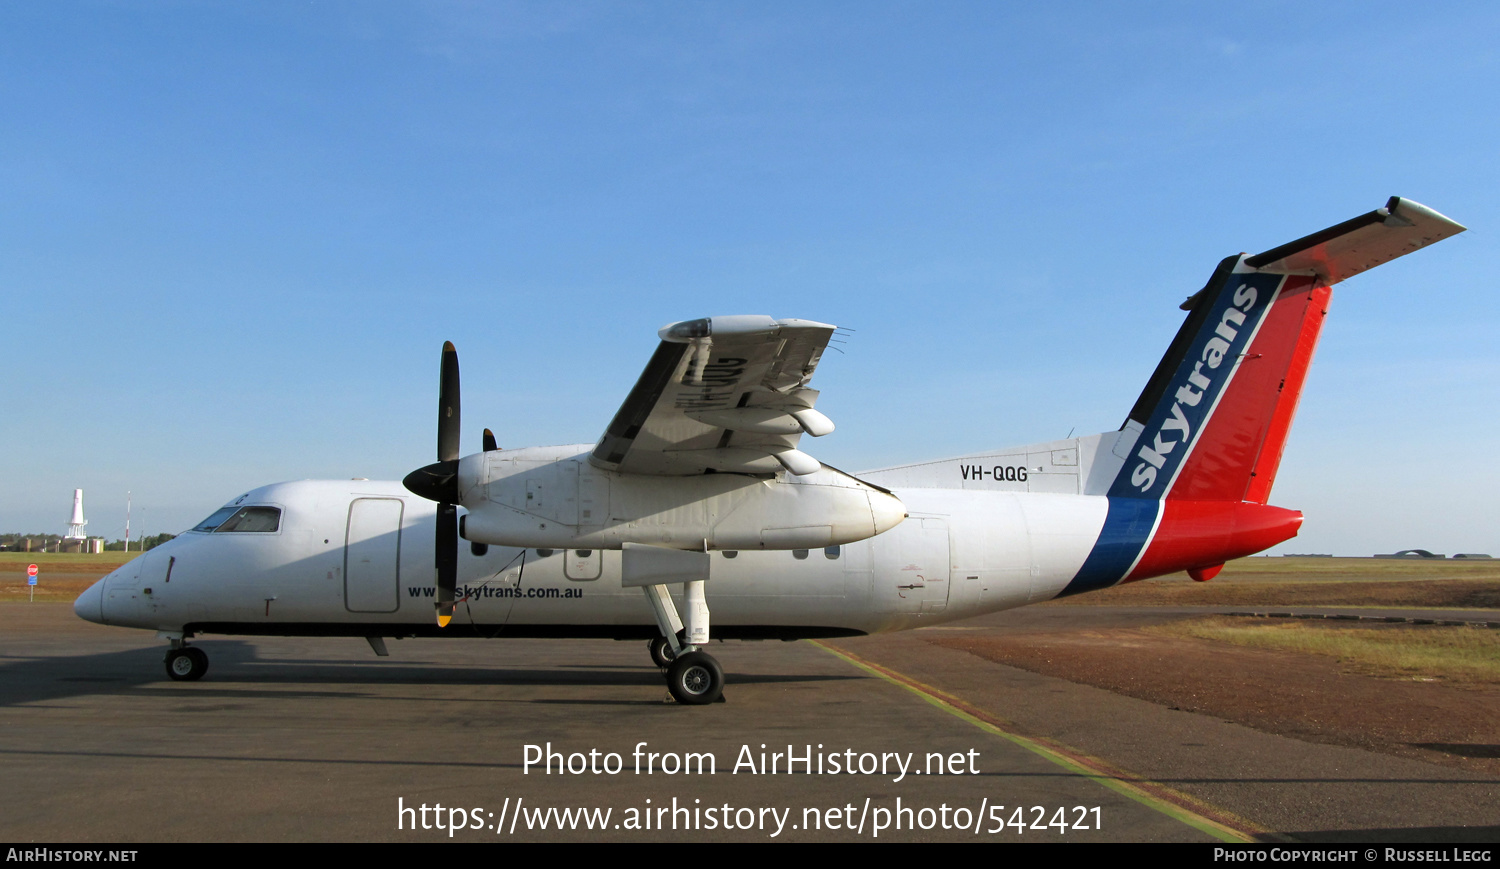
<box><xmin>402</xmin><ymin>341</ymin><xmax>462</xmax><ymax>627</ymax></box>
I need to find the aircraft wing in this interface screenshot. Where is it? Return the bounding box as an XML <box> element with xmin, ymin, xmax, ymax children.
<box><xmin>591</xmin><ymin>316</ymin><xmax>839</xmax><ymax>476</ymax></box>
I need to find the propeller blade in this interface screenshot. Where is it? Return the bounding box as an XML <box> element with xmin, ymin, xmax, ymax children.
<box><xmin>482</xmin><ymin>428</ymin><xmax>498</xmax><ymax>452</ymax></box>
<box><xmin>438</xmin><ymin>341</ymin><xmax>461</xmax><ymax>463</ymax></box>
<box><xmin>435</xmin><ymin>503</ymin><xmax>458</xmax><ymax>627</ymax></box>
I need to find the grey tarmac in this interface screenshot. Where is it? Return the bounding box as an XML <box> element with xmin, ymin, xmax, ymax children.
<box><xmin>829</xmin><ymin>605</ymin><xmax>1500</xmax><ymax>843</ymax></box>
<box><xmin>1</xmin><ymin>602</ymin><xmax>1493</xmax><ymax>842</ymax></box>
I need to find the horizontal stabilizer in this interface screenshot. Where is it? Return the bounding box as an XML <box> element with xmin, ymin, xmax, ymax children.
<box><xmin>1244</xmin><ymin>197</ymin><xmax>1465</xmax><ymax>284</ymax></box>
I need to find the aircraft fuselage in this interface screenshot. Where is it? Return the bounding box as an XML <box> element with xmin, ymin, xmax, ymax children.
<box><xmin>75</xmin><ymin>475</ymin><xmax>1155</xmax><ymax>641</ymax></box>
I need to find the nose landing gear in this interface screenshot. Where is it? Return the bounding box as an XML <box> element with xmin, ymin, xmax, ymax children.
<box><xmin>164</xmin><ymin>646</ymin><xmax>208</xmax><ymax>681</ymax></box>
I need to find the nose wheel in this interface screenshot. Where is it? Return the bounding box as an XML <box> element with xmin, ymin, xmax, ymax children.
<box><xmin>164</xmin><ymin>647</ymin><xmax>209</xmax><ymax>681</ymax></box>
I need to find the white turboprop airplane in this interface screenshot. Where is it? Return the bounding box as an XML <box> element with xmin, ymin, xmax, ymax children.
<box><xmin>76</xmin><ymin>197</ymin><xmax>1465</xmax><ymax>704</ymax></box>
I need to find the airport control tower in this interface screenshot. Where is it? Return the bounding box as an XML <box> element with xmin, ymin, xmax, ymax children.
<box><xmin>65</xmin><ymin>489</ymin><xmax>88</xmax><ymax>540</ymax></box>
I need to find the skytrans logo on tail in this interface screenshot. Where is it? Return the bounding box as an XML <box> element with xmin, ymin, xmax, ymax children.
<box><xmin>1117</xmin><ymin>271</ymin><xmax>1281</xmax><ymax>497</ymax></box>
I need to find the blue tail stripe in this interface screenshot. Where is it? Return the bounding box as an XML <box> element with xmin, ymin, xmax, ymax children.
<box><xmin>1109</xmin><ymin>271</ymin><xmax>1282</xmax><ymax>498</ymax></box>
<box><xmin>1058</xmin><ymin>498</ymin><xmax>1159</xmax><ymax>597</ymax></box>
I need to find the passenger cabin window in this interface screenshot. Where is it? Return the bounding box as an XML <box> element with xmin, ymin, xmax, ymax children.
<box><xmin>792</xmin><ymin>549</ymin><xmax>809</xmax><ymax>560</ymax></box>
<box><xmin>824</xmin><ymin>546</ymin><xmax>840</xmax><ymax>559</ymax></box>
<box><xmin>722</xmin><ymin>551</ymin><xmax>738</xmax><ymax>559</ymax></box>
<box><xmin>214</xmin><ymin>506</ymin><xmax>282</xmax><ymax>533</ymax></box>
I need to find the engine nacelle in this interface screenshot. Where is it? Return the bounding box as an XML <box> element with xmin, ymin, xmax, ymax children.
<box><xmin>457</xmin><ymin>445</ymin><xmax>905</xmax><ymax>551</ymax></box>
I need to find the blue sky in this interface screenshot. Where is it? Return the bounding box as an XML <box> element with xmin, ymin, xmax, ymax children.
<box><xmin>2</xmin><ymin>2</ymin><xmax>1495</xmax><ymax>555</ymax></box>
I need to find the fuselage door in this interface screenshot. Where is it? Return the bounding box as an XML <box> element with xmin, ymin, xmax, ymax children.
<box><xmin>872</xmin><ymin>516</ymin><xmax>952</xmax><ymax>613</ymax></box>
<box><xmin>345</xmin><ymin>498</ymin><xmax>403</xmax><ymax>613</ymax></box>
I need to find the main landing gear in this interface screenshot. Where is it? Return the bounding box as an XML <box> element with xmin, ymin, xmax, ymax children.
<box><xmin>665</xmin><ymin>651</ymin><xmax>723</xmax><ymax>705</ymax></box>
<box><xmin>648</xmin><ymin>635</ymin><xmax>678</xmax><ymax>669</ymax></box>
<box><xmin>641</xmin><ymin>579</ymin><xmax>724</xmax><ymax>705</ymax></box>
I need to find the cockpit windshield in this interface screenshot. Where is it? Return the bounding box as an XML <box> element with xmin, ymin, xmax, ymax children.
<box><xmin>191</xmin><ymin>507</ymin><xmax>239</xmax><ymax>532</ymax></box>
<box><xmin>191</xmin><ymin>506</ymin><xmax>282</xmax><ymax>533</ymax></box>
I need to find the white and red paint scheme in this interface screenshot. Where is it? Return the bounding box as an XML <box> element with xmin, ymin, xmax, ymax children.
<box><xmin>75</xmin><ymin>198</ymin><xmax>1465</xmax><ymax>698</ymax></box>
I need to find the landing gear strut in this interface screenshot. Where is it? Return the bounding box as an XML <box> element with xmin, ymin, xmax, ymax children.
<box><xmin>625</xmin><ymin>544</ymin><xmax>724</xmax><ymax>704</ymax></box>
<box><xmin>639</xmin><ymin>577</ymin><xmax>723</xmax><ymax>704</ymax></box>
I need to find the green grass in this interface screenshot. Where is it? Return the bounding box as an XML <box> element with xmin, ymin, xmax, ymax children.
<box><xmin>0</xmin><ymin>552</ymin><xmax>139</xmax><ymax>566</ymax></box>
<box><xmin>0</xmin><ymin>552</ymin><xmax>142</xmax><ymax>602</ymax></box>
<box><xmin>1149</xmin><ymin>616</ymin><xmax>1500</xmax><ymax>683</ymax></box>
<box><xmin>1214</xmin><ymin>556</ymin><xmax>1500</xmax><ymax>582</ymax></box>
<box><xmin>1043</xmin><ymin>556</ymin><xmax>1500</xmax><ymax>608</ymax></box>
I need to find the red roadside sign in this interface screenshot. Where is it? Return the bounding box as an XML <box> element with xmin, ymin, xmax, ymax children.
<box><xmin>27</xmin><ymin>564</ymin><xmax>38</xmax><ymax>577</ymax></box>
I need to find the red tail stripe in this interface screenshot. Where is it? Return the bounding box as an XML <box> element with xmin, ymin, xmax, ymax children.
<box><xmin>1125</xmin><ymin>500</ymin><xmax>1303</xmax><ymax>582</ymax></box>
<box><xmin>1244</xmin><ymin>283</ymin><xmax>1330</xmax><ymax>504</ymax></box>
<box><xmin>1168</xmin><ymin>276</ymin><xmax>1316</xmax><ymax>502</ymax></box>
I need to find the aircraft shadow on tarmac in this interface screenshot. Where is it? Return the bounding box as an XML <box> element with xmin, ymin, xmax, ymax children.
<box><xmin>1408</xmin><ymin>743</ymin><xmax>1500</xmax><ymax>759</ymax></box>
<box><xmin>0</xmin><ymin>639</ymin><xmax>858</xmax><ymax>708</ymax></box>
<box><xmin>1283</xmin><ymin>827</ymin><xmax>1500</xmax><ymax>844</ymax></box>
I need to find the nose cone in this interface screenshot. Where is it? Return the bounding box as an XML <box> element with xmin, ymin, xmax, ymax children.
<box><xmin>403</xmin><ymin>459</ymin><xmax>459</xmax><ymax>503</ymax></box>
<box><xmin>869</xmin><ymin>489</ymin><xmax>908</xmax><ymax>536</ymax></box>
<box><xmin>75</xmin><ymin>579</ymin><xmax>106</xmax><ymax>625</ymax></box>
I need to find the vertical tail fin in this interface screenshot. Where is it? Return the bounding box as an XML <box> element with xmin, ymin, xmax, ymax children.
<box><xmin>1109</xmin><ymin>197</ymin><xmax>1465</xmax><ymax>504</ymax></box>
<box><xmin>1063</xmin><ymin>198</ymin><xmax>1464</xmax><ymax>595</ymax></box>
